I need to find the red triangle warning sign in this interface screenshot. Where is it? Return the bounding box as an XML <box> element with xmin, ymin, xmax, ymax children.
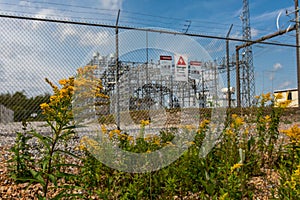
<box><xmin>177</xmin><ymin>56</ymin><xmax>186</xmax><ymax>66</ymax></box>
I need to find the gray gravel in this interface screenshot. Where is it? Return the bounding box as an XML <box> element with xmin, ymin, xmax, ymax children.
<box><xmin>1</xmin><ymin>120</ymin><xmax>298</xmax><ymax>148</ymax></box>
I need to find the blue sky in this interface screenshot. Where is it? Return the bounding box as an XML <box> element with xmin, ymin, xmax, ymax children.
<box><xmin>0</xmin><ymin>0</ymin><xmax>297</xmax><ymax>96</ymax></box>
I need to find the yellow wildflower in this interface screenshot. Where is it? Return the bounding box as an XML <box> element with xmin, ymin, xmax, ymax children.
<box><xmin>235</xmin><ymin>117</ymin><xmax>244</xmax><ymax>127</ymax></box>
<box><xmin>60</xmin><ymin>88</ymin><xmax>68</xmax><ymax>96</ymax></box>
<box><xmin>80</xmin><ymin>143</ymin><xmax>88</xmax><ymax>151</ymax></box>
<box><xmin>68</xmin><ymin>85</ymin><xmax>74</xmax><ymax>92</ymax></box>
<box><xmin>78</xmin><ymin>136</ymin><xmax>99</xmax><ymax>151</ymax></box>
<box><xmin>127</xmin><ymin>136</ymin><xmax>134</xmax><ymax>142</ymax></box>
<box><xmin>275</xmin><ymin>92</ymin><xmax>283</xmax><ymax>100</ymax></box>
<box><xmin>101</xmin><ymin>124</ymin><xmax>107</xmax><ymax>134</ymax></box>
<box><xmin>146</xmin><ymin>149</ymin><xmax>152</xmax><ymax>153</ymax></box>
<box><xmin>289</xmin><ymin>165</ymin><xmax>300</xmax><ymax>190</ymax></box>
<box><xmin>244</xmin><ymin>127</ymin><xmax>249</xmax><ymax>135</ymax></box>
<box><xmin>185</xmin><ymin>141</ymin><xmax>195</xmax><ymax>146</ymax></box>
<box><xmin>153</xmin><ymin>138</ymin><xmax>160</xmax><ymax>145</ymax></box>
<box><xmin>277</xmin><ymin>100</ymin><xmax>291</xmax><ymax>108</ymax></box>
<box><xmin>185</xmin><ymin>124</ymin><xmax>196</xmax><ymax>131</ymax></box>
<box><xmin>40</xmin><ymin>103</ymin><xmax>50</xmax><ymax>110</ymax></box>
<box><xmin>109</xmin><ymin>131</ymin><xmax>114</xmax><ymax>139</ymax></box>
<box><xmin>140</xmin><ymin>119</ymin><xmax>150</xmax><ymax>126</ymax></box>
<box><xmin>292</xmin><ymin>165</ymin><xmax>300</xmax><ymax>181</ymax></box>
<box><xmin>264</xmin><ymin>115</ymin><xmax>271</xmax><ymax>123</ymax></box>
<box><xmin>165</xmin><ymin>141</ymin><xmax>175</xmax><ymax>146</ymax></box>
<box><xmin>231</xmin><ymin>114</ymin><xmax>238</xmax><ymax>119</ymax></box>
<box><xmin>225</xmin><ymin>129</ymin><xmax>234</xmax><ymax>136</ymax></box>
<box><xmin>113</xmin><ymin>129</ymin><xmax>122</xmax><ymax>136</ymax></box>
<box><xmin>262</xmin><ymin>92</ymin><xmax>271</xmax><ymax>102</ymax></box>
<box><xmin>284</xmin><ymin>177</ymin><xmax>297</xmax><ymax>190</ymax></box>
<box><xmin>59</xmin><ymin>79</ymin><xmax>68</xmax><ymax>85</ymax></box>
<box><xmin>119</xmin><ymin>133</ymin><xmax>127</xmax><ymax>140</ymax></box>
<box><xmin>199</xmin><ymin>119</ymin><xmax>210</xmax><ymax>129</ymax></box>
<box><xmin>230</xmin><ymin>163</ymin><xmax>243</xmax><ymax>173</ymax></box>
<box><xmin>49</xmin><ymin>95</ymin><xmax>58</xmax><ymax>102</ymax></box>
<box><xmin>144</xmin><ymin>135</ymin><xmax>152</xmax><ymax>141</ymax></box>
<box><xmin>281</xmin><ymin>124</ymin><xmax>300</xmax><ymax>142</ymax></box>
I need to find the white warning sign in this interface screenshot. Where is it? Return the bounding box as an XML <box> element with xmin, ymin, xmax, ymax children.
<box><xmin>189</xmin><ymin>61</ymin><xmax>202</xmax><ymax>79</ymax></box>
<box><xmin>160</xmin><ymin>55</ymin><xmax>172</xmax><ymax>76</ymax></box>
<box><xmin>174</xmin><ymin>55</ymin><xmax>188</xmax><ymax>81</ymax></box>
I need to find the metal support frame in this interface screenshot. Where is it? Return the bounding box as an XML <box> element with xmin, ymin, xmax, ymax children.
<box><xmin>236</xmin><ymin>26</ymin><xmax>296</xmax><ymax>107</ymax></box>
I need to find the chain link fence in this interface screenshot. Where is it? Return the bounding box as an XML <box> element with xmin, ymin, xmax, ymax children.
<box><xmin>0</xmin><ymin>14</ymin><xmax>297</xmax><ymax>136</ymax></box>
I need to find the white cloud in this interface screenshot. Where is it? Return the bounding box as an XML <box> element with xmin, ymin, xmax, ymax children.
<box><xmin>251</xmin><ymin>28</ymin><xmax>259</xmax><ymax>37</ymax></box>
<box><xmin>35</xmin><ymin>9</ymin><xmax>56</xmax><ymax>18</ymax></box>
<box><xmin>230</xmin><ymin>31</ymin><xmax>242</xmax><ymax>40</ymax></box>
<box><xmin>273</xmin><ymin>62</ymin><xmax>282</xmax><ymax>71</ymax></box>
<box><xmin>55</xmin><ymin>26</ymin><xmax>78</xmax><ymax>41</ymax></box>
<box><xmin>98</xmin><ymin>0</ymin><xmax>123</xmax><ymax>10</ymax></box>
<box><xmin>252</xmin><ymin>10</ymin><xmax>280</xmax><ymax>22</ymax></box>
<box><xmin>269</xmin><ymin>73</ymin><xmax>274</xmax><ymax>81</ymax></box>
<box><xmin>18</xmin><ymin>0</ymin><xmax>31</xmax><ymax>7</ymax></box>
<box><xmin>233</xmin><ymin>7</ymin><xmax>243</xmax><ymax>18</ymax></box>
<box><xmin>252</xmin><ymin>6</ymin><xmax>293</xmax><ymax>23</ymax></box>
<box><xmin>30</xmin><ymin>9</ymin><xmax>66</xmax><ymax>30</ymax></box>
<box><xmin>79</xmin><ymin>30</ymin><xmax>111</xmax><ymax>46</ymax></box>
<box><xmin>279</xmin><ymin>81</ymin><xmax>291</xmax><ymax>89</ymax></box>
<box><xmin>54</xmin><ymin>25</ymin><xmax>112</xmax><ymax>46</ymax></box>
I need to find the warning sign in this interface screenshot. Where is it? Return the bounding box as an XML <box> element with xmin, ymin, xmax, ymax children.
<box><xmin>174</xmin><ymin>55</ymin><xmax>188</xmax><ymax>81</ymax></box>
<box><xmin>190</xmin><ymin>60</ymin><xmax>202</xmax><ymax>79</ymax></box>
<box><xmin>177</xmin><ymin>56</ymin><xmax>187</xmax><ymax>66</ymax></box>
<box><xmin>160</xmin><ymin>55</ymin><xmax>172</xmax><ymax>75</ymax></box>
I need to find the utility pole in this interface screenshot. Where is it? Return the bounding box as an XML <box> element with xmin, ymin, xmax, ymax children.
<box><xmin>146</xmin><ymin>30</ymin><xmax>149</xmax><ymax>84</ymax></box>
<box><xmin>226</xmin><ymin>24</ymin><xmax>233</xmax><ymax>108</ymax></box>
<box><xmin>295</xmin><ymin>0</ymin><xmax>300</xmax><ymax>107</ymax></box>
<box><xmin>241</xmin><ymin>0</ymin><xmax>254</xmax><ymax>107</ymax></box>
<box><xmin>202</xmin><ymin>70</ymin><xmax>205</xmax><ymax>108</ymax></box>
<box><xmin>235</xmin><ymin>26</ymin><xmax>296</xmax><ymax>107</ymax></box>
<box><xmin>236</xmin><ymin>50</ymin><xmax>241</xmax><ymax>107</ymax></box>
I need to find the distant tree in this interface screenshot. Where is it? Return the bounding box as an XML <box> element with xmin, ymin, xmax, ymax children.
<box><xmin>0</xmin><ymin>91</ymin><xmax>50</xmax><ymax>121</ymax></box>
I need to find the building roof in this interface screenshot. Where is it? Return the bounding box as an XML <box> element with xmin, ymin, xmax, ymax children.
<box><xmin>274</xmin><ymin>88</ymin><xmax>298</xmax><ymax>93</ymax></box>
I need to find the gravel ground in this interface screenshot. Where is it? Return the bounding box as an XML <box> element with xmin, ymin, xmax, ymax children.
<box><xmin>0</xmin><ymin>119</ymin><xmax>299</xmax><ymax>199</ymax></box>
<box><xmin>0</xmin><ymin>122</ymin><xmax>52</xmax><ymax>146</ymax></box>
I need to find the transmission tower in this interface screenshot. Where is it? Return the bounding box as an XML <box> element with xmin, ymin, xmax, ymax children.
<box><xmin>240</xmin><ymin>0</ymin><xmax>255</xmax><ymax>107</ymax></box>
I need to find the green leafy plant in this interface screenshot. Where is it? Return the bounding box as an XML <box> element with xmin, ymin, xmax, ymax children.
<box><xmin>8</xmin><ymin>120</ymin><xmax>34</xmax><ymax>182</ymax></box>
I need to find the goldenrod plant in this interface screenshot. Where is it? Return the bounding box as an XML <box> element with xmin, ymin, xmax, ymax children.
<box><xmin>8</xmin><ymin>85</ymin><xmax>300</xmax><ymax>199</ymax></box>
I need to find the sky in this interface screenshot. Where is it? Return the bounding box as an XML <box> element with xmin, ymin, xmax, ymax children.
<box><xmin>0</xmin><ymin>0</ymin><xmax>297</xmax><ymax>97</ymax></box>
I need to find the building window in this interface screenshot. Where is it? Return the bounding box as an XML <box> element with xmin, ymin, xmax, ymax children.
<box><xmin>287</xmin><ymin>91</ymin><xmax>292</xmax><ymax>100</ymax></box>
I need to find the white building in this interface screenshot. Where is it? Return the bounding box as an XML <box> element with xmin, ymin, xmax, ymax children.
<box><xmin>0</xmin><ymin>104</ymin><xmax>14</xmax><ymax>123</ymax></box>
<box><xmin>274</xmin><ymin>88</ymin><xmax>298</xmax><ymax>107</ymax></box>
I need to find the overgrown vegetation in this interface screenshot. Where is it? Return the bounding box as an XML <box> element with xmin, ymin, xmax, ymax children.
<box><xmin>6</xmin><ymin>70</ymin><xmax>300</xmax><ymax>199</ymax></box>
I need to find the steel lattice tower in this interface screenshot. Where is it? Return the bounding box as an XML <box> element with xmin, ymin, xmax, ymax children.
<box><xmin>240</xmin><ymin>0</ymin><xmax>255</xmax><ymax>107</ymax></box>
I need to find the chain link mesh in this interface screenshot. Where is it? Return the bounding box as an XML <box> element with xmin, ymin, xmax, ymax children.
<box><xmin>0</xmin><ymin>15</ymin><xmax>296</xmax><ymax>129</ymax></box>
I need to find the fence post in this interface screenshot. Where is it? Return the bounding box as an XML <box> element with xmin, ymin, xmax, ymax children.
<box><xmin>115</xmin><ymin>9</ymin><xmax>120</xmax><ymax>129</ymax></box>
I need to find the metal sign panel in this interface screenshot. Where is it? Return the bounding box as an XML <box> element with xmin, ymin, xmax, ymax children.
<box><xmin>174</xmin><ymin>55</ymin><xmax>188</xmax><ymax>81</ymax></box>
<box><xmin>160</xmin><ymin>55</ymin><xmax>172</xmax><ymax>76</ymax></box>
<box><xmin>189</xmin><ymin>60</ymin><xmax>202</xmax><ymax>79</ymax></box>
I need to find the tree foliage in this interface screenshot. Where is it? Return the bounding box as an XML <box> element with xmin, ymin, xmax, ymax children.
<box><xmin>0</xmin><ymin>91</ymin><xmax>50</xmax><ymax>121</ymax></box>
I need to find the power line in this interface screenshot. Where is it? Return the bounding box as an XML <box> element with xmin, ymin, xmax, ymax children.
<box><xmin>19</xmin><ymin>0</ymin><xmax>118</xmax><ymax>13</ymax></box>
<box><xmin>0</xmin><ymin>1</ymin><xmax>288</xmax><ymax>39</ymax></box>
<box><xmin>0</xmin><ymin>13</ymin><xmax>297</xmax><ymax>49</ymax></box>
<box><xmin>0</xmin><ymin>9</ymin><xmax>117</xmax><ymax>24</ymax></box>
<box><xmin>0</xmin><ymin>2</ymin><xmax>236</xmax><ymax>35</ymax></box>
